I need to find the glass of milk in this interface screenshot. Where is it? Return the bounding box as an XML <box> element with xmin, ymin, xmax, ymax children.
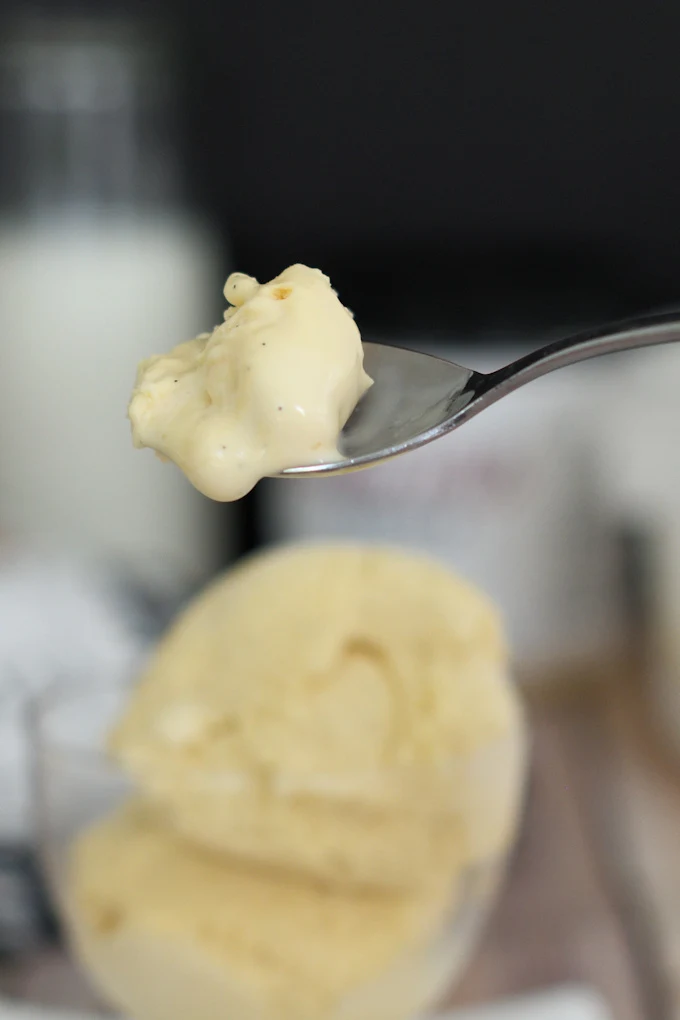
<box><xmin>0</xmin><ymin>12</ymin><xmax>234</xmax><ymax>586</ymax></box>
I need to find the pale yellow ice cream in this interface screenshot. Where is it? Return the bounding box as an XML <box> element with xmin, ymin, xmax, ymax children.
<box><xmin>110</xmin><ymin>543</ymin><xmax>524</xmax><ymax>889</ymax></box>
<box><xmin>128</xmin><ymin>265</ymin><xmax>372</xmax><ymax>501</ymax></box>
<box><xmin>69</xmin><ymin>801</ymin><xmax>462</xmax><ymax>1020</ymax></box>
<box><xmin>67</xmin><ymin>543</ymin><xmax>526</xmax><ymax>1020</ymax></box>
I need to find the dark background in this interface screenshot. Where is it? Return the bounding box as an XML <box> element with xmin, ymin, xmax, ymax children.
<box><xmin>177</xmin><ymin>0</ymin><xmax>680</xmax><ymax>331</ymax></box>
<box><xmin>12</xmin><ymin>0</ymin><xmax>680</xmax><ymax>333</ymax></box>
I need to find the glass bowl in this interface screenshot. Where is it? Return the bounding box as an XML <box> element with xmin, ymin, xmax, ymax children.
<box><xmin>29</xmin><ymin>680</ymin><xmax>527</xmax><ymax>1020</ymax></box>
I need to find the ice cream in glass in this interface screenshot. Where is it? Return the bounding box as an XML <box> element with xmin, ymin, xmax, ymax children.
<box><xmin>40</xmin><ymin>543</ymin><xmax>527</xmax><ymax>1020</ymax></box>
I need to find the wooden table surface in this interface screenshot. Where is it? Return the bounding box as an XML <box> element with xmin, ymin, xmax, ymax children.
<box><xmin>4</xmin><ymin>674</ymin><xmax>680</xmax><ymax>1020</ymax></box>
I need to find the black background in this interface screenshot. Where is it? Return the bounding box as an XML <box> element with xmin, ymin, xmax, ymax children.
<box><xmin>7</xmin><ymin>0</ymin><xmax>680</xmax><ymax>330</ymax></box>
<box><xmin>179</xmin><ymin>0</ymin><xmax>680</xmax><ymax>331</ymax></box>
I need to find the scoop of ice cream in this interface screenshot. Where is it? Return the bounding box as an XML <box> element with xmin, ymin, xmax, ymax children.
<box><xmin>127</xmin><ymin>265</ymin><xmax>372</xmax><ymax>502</ymax></box>
<box><xmin>110</xmin><ymin>543</ymin><xmax>525</xmax><ymax>889</ymax></box>
<box><xmin>68</xmin><ymin>801</ymin><xmax>461</xmax><ymax>1020</ymax></box>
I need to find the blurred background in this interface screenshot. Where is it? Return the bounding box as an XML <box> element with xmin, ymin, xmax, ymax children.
<box><xmin>1</xmin><ymin>0</ymin><xmax>680</xmax><ymax>1017</ymax></box>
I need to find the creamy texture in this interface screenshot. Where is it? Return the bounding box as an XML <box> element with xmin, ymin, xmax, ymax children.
<box><xmin>68</xmin><ymin>543</ymin><xmax>526</xmax><ymax>1020</ymax></box>
<box><xmin>128</xmin><ymin>265</ymin><xmax>372</xmax><ymax>501</ymax></box>
<box><xmin>110</xmin><ymin>543</ymin><xmax>524</xmax><ymax>889</ymax></box>
<box><xmin>69</xmin><ymin>802</ymin><xmax>460</xmax><ymax>1020</ymax></box>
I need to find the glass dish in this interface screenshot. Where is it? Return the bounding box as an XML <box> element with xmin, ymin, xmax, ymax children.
<box><xmin>29</xmin><ymin>680</ymin><xmax>527</xmax><ymax>1020</ymax></box>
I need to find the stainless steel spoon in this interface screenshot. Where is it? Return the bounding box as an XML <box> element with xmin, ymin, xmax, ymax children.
<box><xmin>280</xmin><ymin>311</ymin><xmax>680</xmax><ymax>478</ymax></box>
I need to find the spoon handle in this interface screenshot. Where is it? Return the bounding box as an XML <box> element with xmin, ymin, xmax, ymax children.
<box><xmin>486</xmin><ymin>311</ymin><xmax>680</xmax><ymax>398</ymax></box>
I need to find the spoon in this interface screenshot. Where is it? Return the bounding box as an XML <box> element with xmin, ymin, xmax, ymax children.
<box><xmin>280</xmin><ymin>311</ymin><xmax>680</xmax><ymax>477</ymax></box>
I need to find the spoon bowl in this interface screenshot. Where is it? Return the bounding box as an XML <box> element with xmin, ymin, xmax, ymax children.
<box><xmin>280</xmin><ymin>312</ymin><xmax>680</xmax><ymax>477</ymax></box>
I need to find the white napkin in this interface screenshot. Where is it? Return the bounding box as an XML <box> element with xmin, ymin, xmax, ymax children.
<box><xmin>0</xmin><ymin>1002</ymin><xmax>96</xmax><ymax>1020</ymax></box>
<box><xmin>445</xmin><ymin>984</ymin><xmax>613</xmax><ymax>1019</ymax></box>
<box><xmin>0</xmin><ymin>984</ymin><xmax>614</xmax><ymax>1020</ymax></box>
<box><xmin>0</xmin><ymin>548</ymin><xmax>151</xmax><ymax>842</ymax></box>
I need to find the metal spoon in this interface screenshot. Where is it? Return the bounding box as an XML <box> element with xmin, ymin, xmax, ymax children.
<box><xmin>280</xmin><ymin>311</ymin><xmax>680</xmax><ymax>477</ymax></box>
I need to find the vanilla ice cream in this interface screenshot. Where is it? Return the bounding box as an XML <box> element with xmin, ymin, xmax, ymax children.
<box><xmin>128</xmin><ymin>265</ymin><xmax>372</xmax><ymax>501</ymax></box>
<box><xmin>69</xmin><ymin>800</ymin><xmax>462</xmax><ymax>1020</ymax></box>
<box><xmin>110</xmin><ymin>543</ymin><xmax>525</xmax><ymax>889</ymax></box>
<box><xmin>67</xmin><ymin>543</ymin><xmax>526</xmax><ymax>1020</ymax></box>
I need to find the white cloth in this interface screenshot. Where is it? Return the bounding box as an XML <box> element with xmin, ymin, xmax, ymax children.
<box><xmin>0</xmin><ymin>984</ymin><xmax>613</xmax><ymax>1020</ymax></box>
<box><xmin>0</xmin><ymin>547</ymin><xmax>150</xmax><ymax>840</ymax></box>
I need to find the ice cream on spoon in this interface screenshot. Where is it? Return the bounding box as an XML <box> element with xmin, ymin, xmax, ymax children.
<box><xmin>128</xmin><ymin>264</ymin><xmax>372</xmax><ymax>501</ymax></box>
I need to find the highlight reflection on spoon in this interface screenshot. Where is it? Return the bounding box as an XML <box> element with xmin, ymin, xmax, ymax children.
<box><xmin>279</xmin><ymin>312</ymin><xmax>680</xmax><ymax>477</ymax></box>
